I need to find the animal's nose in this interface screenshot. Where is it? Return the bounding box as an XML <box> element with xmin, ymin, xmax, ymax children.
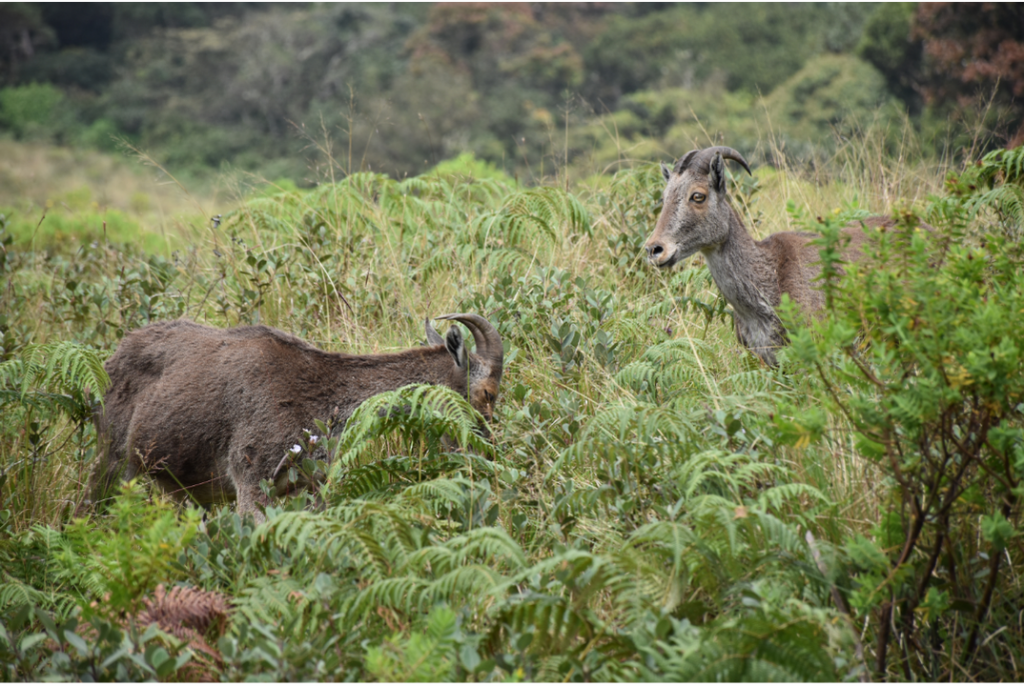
<box><xmin>646</xmin><ymin>243</ymin><xmax>664</xmax><ymax>260</ymax></box>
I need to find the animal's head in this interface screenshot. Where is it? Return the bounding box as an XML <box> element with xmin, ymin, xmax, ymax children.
<box><xmin>426</xmin><ymin>313</ymin><xmax>504</xmax><ymax>426</ymax></box>
<box><xmin>645</xmin><ymin>146</ymin><xmax>752</xmax><ymax>268</ymax></box>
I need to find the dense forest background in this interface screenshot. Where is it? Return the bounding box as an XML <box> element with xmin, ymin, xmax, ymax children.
<box><xmin>2</xmin><ymin>2</ymin><xmax>1023</xmax><ymax>184</ymax></box>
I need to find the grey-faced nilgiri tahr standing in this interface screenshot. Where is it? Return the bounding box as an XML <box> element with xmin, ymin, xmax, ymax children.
<box><xmin>85</xmin><ymin>314</ymin><xmax>503</xmax><ymax>521</ymax></box>
<box><xmin>644</xmin><ymin>146</ymin><xmax>893</xmax><ymax>366</ymax></box>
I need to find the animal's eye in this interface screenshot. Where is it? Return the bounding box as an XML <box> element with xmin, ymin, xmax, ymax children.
<box><xmin>690</xmin><ymin>192</ymin><xmax>706</xmax><ymax>203</ymax></box>
<box><xmin>484</xmin><ymin>391</ymin><xmax>495</xmax><ymax>403</ymax></box>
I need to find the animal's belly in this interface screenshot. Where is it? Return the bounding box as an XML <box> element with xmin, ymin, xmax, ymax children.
<box><xmin>126</xmin><ymin>405</ymin><xmax>234</xmax><ymax>503</ymax></box>
<box><xmin>134</xmin><ymin>439</ymin><xmax>234</xmax><ymax>504</ymax></box>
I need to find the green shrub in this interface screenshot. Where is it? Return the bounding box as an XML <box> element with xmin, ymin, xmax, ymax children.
<box><xmin>76</xmin><ymin>118</ymin><xmax>122</xmax><ymax>152</ymax></box>
<box><xmin>766</xmin><ymin>53</ymin><xmax>900</xmax><ymax>155</ymax></box>
<box><xmin>428</xmin><ymin>152</ymin><xmax>519</xmax><ymax>186</ymax></box>
<box><xmin>780</xmin><ymin>153</ymin><xmax>1024</xmax><ymax>680</ymax></box>
<box><xmin>0</xmin><ymin>84</ymin><xmax>65</xmax><ymax>140</ymax></box>
<box><xmin>1</xmin><ymin>142</ymin><xmax>1020</xmax><ymax>681</ymax></box>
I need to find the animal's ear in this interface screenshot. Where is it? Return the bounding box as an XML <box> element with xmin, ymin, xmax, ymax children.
<box><xmin>660</xmin><ymin>161</ymin><xmax>671</xmax><ymax>183</ymax></box>
<box><xmin>425</xmin><ymin>317</ymin><xmax>444</xmax><ymax>346</ymax></box>
<box><xmin>710</xmin><ymin>153</ymin><xmax>726</xmax><ymax>195</ymax></box>
<box><xmin>445</xmin><ymin>325</ymin><xmax>467</xmax><ymax>369</ymax></box>
<box><xmin>674</xmin><ymin>149</ymin><xmax>699</xmax><ymax>175</ymax></box>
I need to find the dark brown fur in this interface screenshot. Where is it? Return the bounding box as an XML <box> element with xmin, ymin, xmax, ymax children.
<box><xmin>87</xmin><ymin>315</ymin><xmax>502</xmax><ymax>519</ymax></box>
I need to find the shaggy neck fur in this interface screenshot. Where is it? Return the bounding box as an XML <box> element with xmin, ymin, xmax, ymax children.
<box><xmin>701</xmin><ymin>206</ymin><xmax>786</xmax><ymax>365</ymax></box>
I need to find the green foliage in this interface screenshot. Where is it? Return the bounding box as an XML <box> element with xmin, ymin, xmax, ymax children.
<box><xmin>0</xmin><ymin>340</ymin><xmax>108</xmax><ymax>422</ymax></box>
<box><xmin>955</xmin><ymin>145</ymin><xmax>1024</xmax><ymax>237</ymax></box>
<box><xmin>0</xmin><ymin>340</ymin><xmax>109</xmax><ymax>526</ymax></box>
<box><xmin>365</xmin><ymin>604</ymin><xmax>460</xmax><ymax>681</ymax></box>
<box><xmin>62</xmin><ymin>482</ymin><xmax>201</xmax><ymax>615</ymax></box>
<box><xmin>0</xmin><ymin>204</ymin><xmax>170</xmax><ymax>253</ymax></box>
<box><xmin>428</xmin><ymin>151</ymin><xmax>519</xmax><ymax>187</ymax></box>
<box><xmin>583</xmin><ymin>5</ymin><xmax>873</xmax><ymax>102</ymax></box>
<box><xmin>781</xmin><ymin>167</ymin><xmax>1024</xmax><ymax>679</ymax></box>
<box><xmin>0</xmin><ymin>83</ymin><xmax>64</xmax><ymax>139</ymax></box>
<box><xmin>5</xmin><ymin>2</ymin><xmax>973</xmax><ymax>182</ymax></box>
<box><xmin>856</xmin><ymin>2</ymin><xmax>922</xmax><ymax>109</ymax></box>
<box><xmin>329</xmin><ymin>384</ymin><xmax>495</xmax><ymax>475</ymax></box>
<box><xmin>0</xmin><ymin>487</ymin><xmax>210</xmax><ymax>681</ymax></box>
<box><xmin>766</xmin><ymin>53</ymin><xmax>897</xmax><ymax>155</ymax></box>
<box><xmin>2</xmin><ymin>132</ymin><xmax>1023</xmax><ymax>681</ymax></box>
<box><xmin>0</xmin><ymin>602</ymin><xmax>195</xmax><ymax>681</ymax></box>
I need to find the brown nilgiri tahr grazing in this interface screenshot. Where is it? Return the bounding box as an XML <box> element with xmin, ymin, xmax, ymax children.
<box><xmin>86</xmin><ymin>314</ymin><xmax>503</xmax><ymax>520</ymax></box>
<box><xmin>644</xmin><ymin>146</ymin><xmax>894</xmax><ymax>366</ymax></box>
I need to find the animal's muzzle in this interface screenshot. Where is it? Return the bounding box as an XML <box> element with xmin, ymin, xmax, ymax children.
<box><xmin>645</xmin><ymin>241</ymin><xmax>675</xmax><ymax>267</ymax></box>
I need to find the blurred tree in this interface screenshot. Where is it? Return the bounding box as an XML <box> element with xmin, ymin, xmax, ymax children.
<box><xmin>110</xmin><ymin>3</ymin><xmax>256</xmax><ymax>41</ymax></box>
<box><xmin>357</xmin><ymin>55</ymin><xmax>482</xmax><ymax>175</ymax></box>
<box><xmin>912</xmin><ymin>3</ymin><xmax>1024</xmax><ymax>147</ymax></box>
<box><xmin>0</xmin><ymin>2</ymin><xmax>902</xmax><ymax>180</ymax></box>
<box><xmin>19</xmin><ymin>48</ymin><xmax>114</xmax><ymax>91</ymax></box>
<box><xmin>582</xmin><ymin>4</ymin><xmax>876</xmax><ymax>106</ymax></box>
<box><xmin>409</xmin><ymin>4</ymin><xmax>588</xmax><ymax>100</ymax></box>
<box><xmin>40</xmin><ymin>3</ymin><xmax>115</xmax><ymax>50</ymax></box>
<box><xmin>856</xmin><ymin>3</ymin><xmax>923</xmax><ymax>114</ymax></box>
<box><xmin>0</xmin><ymin>82</ymin><xmax>64</xmax><ymax>139</ymax></box>
<box><xmin>765</xmin><ymin>53</ymin><xmax>896</xmax><ymax>156</ymax></box>
<box><xmin>403</xmin><ymin>3</ymin><xmax>600</xmax><ymax>171</ymax></box>
<box><xmin>0</xmin><ymin>3</ymin><xmax>55</xmax><ymax>85</ymax></box>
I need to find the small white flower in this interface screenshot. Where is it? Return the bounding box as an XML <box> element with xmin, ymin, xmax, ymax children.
<box><xmin>291</xmin><ymin>444</ymin><xmax>302</xmax><ymax>454</ymax></box>
<box><xmin>309</xmin><ymin>435</ymin><xmax>319</xmax><ymax>444</ymax></box>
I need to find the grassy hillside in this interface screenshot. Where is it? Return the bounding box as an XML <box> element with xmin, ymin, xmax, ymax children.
<box><xmin>1</xmin><ymin>134</ymin><xmax>1022</xmax><ymax>681</ymax></box>
<box><xmin>0</xmin><ymin>139</ymin><xmax>230</xmax><ymax>254</ymax></box>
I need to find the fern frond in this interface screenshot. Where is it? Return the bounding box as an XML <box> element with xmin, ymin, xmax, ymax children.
<box><xmin>0</xmin><ymin>341</ymin><xmax>109</xmax><ymax>420</ymax></box>
<box><xmin>549</xmin><ymin>402</ymin><xmax>700</xmax><ymax>477</ymax></box>
<box><xmin>328</xmin><ymin>384</ymin><xmax>492</xmax><ymax>477</ymax></box>
<box><xmin>615</xmin><ymin>338</ymin><xmax>724</xmax><ymax>404</ymax></box>
<box><xmin>755</xmin><ymin>482</ymin><xmax>829</xmax><ymax>514</ymax></box>
<box><xmin>234</xmin><ymin>574</ymin><xmax>307</xmax><ymax>626</ymax></box>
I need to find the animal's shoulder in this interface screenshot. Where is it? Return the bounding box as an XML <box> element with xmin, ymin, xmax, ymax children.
<box><xmin>756</xmin><ymin>231</ymin><xmax>817</xmax><ymax>266</ymax></box>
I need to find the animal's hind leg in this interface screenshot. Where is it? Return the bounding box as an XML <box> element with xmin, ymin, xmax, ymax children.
<box><xmin>234</xmin><ymin>483</ymin><xmax>267</xmax><ymax>524</ymax></box>
<box><xmin>78</xmin><ymin>444</ymin><xmax>139</xmax><ymax>516</ymax></box>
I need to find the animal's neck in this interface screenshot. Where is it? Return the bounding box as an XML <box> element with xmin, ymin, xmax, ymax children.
<box><xmin>702</xmin><ymin>206</ymin><xmax>780</xmax><ymax>322</ymax></box>
<box><xmin>337</xmin><ymin>347</ymin><xmax>454</xmax><ymax>393</ymax></box>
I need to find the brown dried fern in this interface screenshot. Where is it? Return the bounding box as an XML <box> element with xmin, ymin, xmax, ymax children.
<box><xmin>139</xmin><ymin>584</ymin><xmax>231</xmax><ymax>639</ymax></box>
<box><xmin>75</xmin><ymin>584</ymin><xmax>232</xmax><ymax>681</ymax></box>
<box><xmin>136</xmin><ymin>584</ymin><xmax>232</xmax><ymax>681</ymax></box>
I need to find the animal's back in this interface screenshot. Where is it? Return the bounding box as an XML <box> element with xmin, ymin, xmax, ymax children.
<box><xmin>104</xmin><ymin>321</ymin><xmax>285</xmax><ymax>429</ymax></box>
<box><xmin>755</xmin><ymin>222</ymin><xmax>872</xmax><ymax>311</ymax></box>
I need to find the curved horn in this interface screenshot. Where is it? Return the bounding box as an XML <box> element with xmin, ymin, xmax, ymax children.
<box><xmin>436</xmin><ymin>313</ymin><xmax>503</xmax><ymax>371</ymax></box>
<box><xmin>697</xmin><ymin>146</ymin><xmax>752</xmax><ymax>175</ymax></box>
<box><xmin>425</xmin><ymin>317</ymin><xmax>444</xmax><ymax>346</ymax></box>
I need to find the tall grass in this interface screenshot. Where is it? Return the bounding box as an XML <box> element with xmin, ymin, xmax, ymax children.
<box><xmin>2</xmin><ymin>116</ymin><xmax>1019</xmax><ymax>681</ymax></box>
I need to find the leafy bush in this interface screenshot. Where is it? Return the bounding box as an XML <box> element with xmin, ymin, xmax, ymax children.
<box><xmin>779</xmin><ymin>154</ymin><xmax>1024</xmax><ymax>679</ymax></box>
<box><xmin>0</xmin><ymin>83</ymin><xmax>65</xmax><ymax>140</ymax></box>
<box><xmin>428</xmin><ymin>151</ymin><xmax>519</xmax><ymax>186</ymax></box>
<box><xmin>766</xmin><ymin>53</ymin><xmax>899</xmax><ymax>156</ymax></box>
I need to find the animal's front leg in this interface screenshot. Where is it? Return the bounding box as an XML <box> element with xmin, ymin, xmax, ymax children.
<box><xmin>734</xmin><ymin>316</ymin><xmax>782</xmax><ymax>367</ymax></box>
